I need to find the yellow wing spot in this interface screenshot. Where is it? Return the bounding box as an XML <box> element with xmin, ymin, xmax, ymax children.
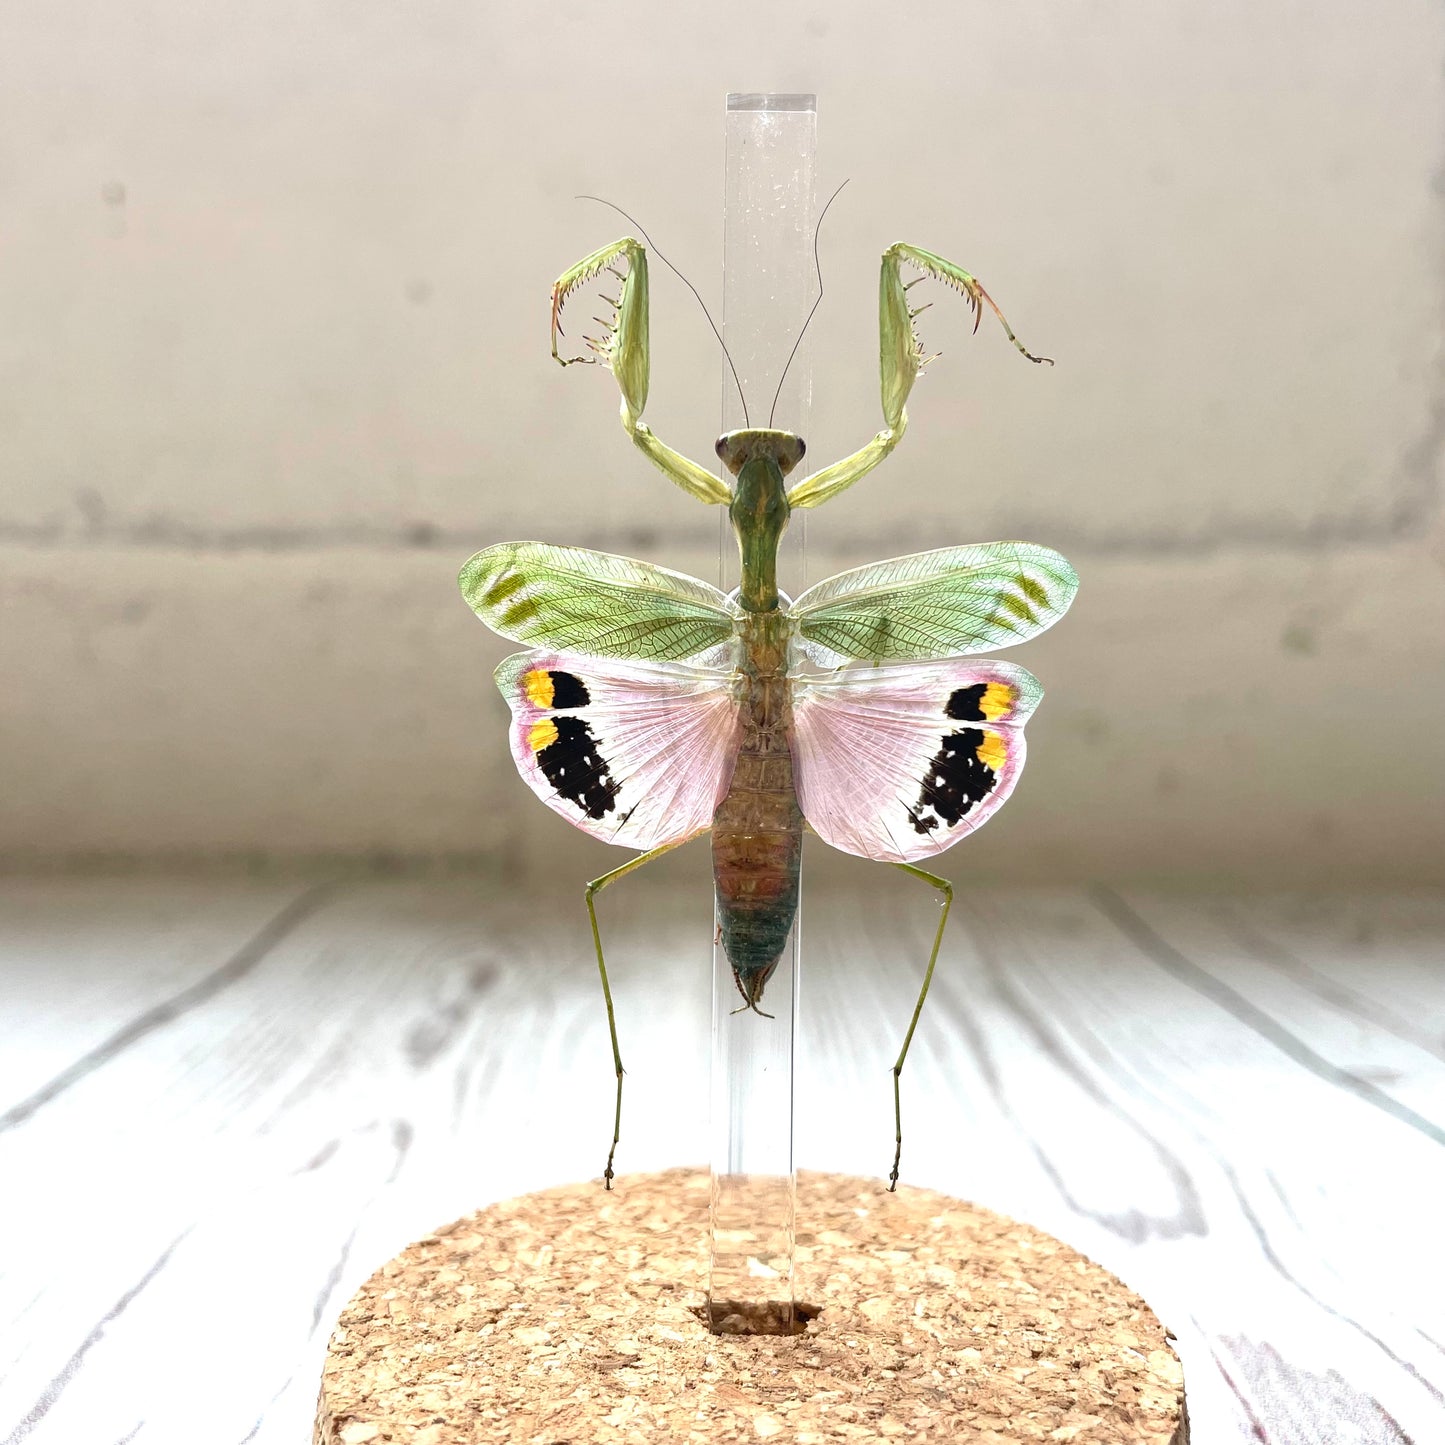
<box><xmin>523</xmin><ymin>668</ymin><xmax>555</xmax><ymax>708</ymax></box>
<box><xmin>528</xmin><ymin>718</ymin><xmax>559</xmax><ymax>753</ymax></box>
<box><xmin>979</xmin><ymin>682</ymin><xmax>1015</xmax><ymax>721</ymax></box>
<box><xmin>975</xmin><ymin>732</ymin><xmax>1007</xmax><ymax>772</ymax></box>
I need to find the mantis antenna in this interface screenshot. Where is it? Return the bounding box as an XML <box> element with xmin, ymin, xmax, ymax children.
<box><xmin>577</xmin><ymin>195</ymin><xmax>751</xmax><ymax>428</ymax></box>
<box><xmin>767</xmin><ymin>178</ymin><xmax>849</xmax><ymax>430</ymax></box>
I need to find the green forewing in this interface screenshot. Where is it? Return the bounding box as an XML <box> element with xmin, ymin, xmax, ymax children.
<box><xmin>459</xmin><ymin>541</ymin><xmax>737</xmax><ymax>662</ymax></box>
<box><xmin>792</xmin><ymin>543</ymin><xmax>1079</xmax><ymax>665</ymax></box>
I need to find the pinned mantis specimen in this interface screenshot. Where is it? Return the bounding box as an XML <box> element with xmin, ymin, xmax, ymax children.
<box><xmin>460</xmin><ymin>234</ymin><xmax>1077</xmax><ymax>1188</ymax></box>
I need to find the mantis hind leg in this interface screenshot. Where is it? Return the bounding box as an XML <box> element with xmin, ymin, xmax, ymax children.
<box><xmin>585</xmin><ymin>835</ymin><xmax>698</xmax><ymax>1188</ymax></box>
<box><xmin>887</xmin><ymin>861</ymin><xmax>954</xmax><ymax>1190</ymax></box>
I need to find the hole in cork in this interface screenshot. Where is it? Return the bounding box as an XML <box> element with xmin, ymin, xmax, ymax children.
<box><xmin>694</xmin><ymin>1300</ymin><xmax>822</xmax><ymax>1336</ymax></box>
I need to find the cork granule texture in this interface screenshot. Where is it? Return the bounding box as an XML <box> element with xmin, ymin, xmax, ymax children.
<box><xmin>316</xmin><ymin>1169</ymin><xmax>1186</xmax><ymax>1444</ymax></box>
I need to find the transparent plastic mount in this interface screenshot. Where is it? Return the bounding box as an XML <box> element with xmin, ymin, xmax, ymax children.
<box><xmin>707</xmin><ymin>91</ymin><xmax>817</xmax><ymax>1336</ymax></box>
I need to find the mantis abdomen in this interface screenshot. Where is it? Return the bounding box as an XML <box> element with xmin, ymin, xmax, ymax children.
<box><xmin>711</xmin><ymin>645</ymin><xmax>803</xmax><ymax>1012</ymax></box>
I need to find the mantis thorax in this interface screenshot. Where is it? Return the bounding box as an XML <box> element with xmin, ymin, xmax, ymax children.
<box><xmin>716</xmin><ymin>429</ymin><xmax>805</xmax><ymax>615</ymax></box>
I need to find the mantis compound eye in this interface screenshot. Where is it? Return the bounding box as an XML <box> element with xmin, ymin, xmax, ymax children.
<box><xmin>715</xmin><ymin>430</ymin><xmax>807</xmax><ymax>477</ymax></box>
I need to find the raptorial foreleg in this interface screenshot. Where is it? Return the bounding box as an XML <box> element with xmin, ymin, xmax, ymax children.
<box><xmin>788</xmin><ymin>244</ymin><xmax>1049</xmax><ymax>510</ymax></box>
<box><xmin>552</xmin><ymin>239</ymin><xmax>730</xmax><ymax>506</ymax></box>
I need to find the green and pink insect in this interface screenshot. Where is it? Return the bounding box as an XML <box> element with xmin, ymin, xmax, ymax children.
<box><xmin>460</xmin><ymin>234</ymin><xmax>1078</xmax><ymax>1188</ymax></box>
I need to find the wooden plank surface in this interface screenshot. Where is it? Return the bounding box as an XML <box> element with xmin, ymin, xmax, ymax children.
<box><xmin>0</xmin><ymin>874</ymin><xmax>1441</xmax><ymax>1443</ymax></box>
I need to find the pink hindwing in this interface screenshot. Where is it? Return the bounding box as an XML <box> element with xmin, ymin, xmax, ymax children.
<box><xmin>494</xmin><ymin>650</ymin><xmax>741</xmax><ymax>851</ymax></box>
<box><xmin>790</xmin><ymin>659</ymin><xmax>1043</xmax><ymax>863</ymax></box>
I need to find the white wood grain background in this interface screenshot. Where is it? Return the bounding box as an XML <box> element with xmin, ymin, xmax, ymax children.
<box><xmin>1</xmin><ymin>874</ymin><xmax>1442</xmax><ymax>1444</ymax></box>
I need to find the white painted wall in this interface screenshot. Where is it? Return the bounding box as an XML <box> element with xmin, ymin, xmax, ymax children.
<box><xmin>3</xmin><ymin>1</ymin><xmax>1442</xmax><ymax>883</ymax></box>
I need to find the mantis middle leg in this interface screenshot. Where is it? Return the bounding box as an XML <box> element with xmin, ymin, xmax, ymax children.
<box><xmin>887</xmin><ymin>860</ymin><xmax>955</xmax><ymax>1190</ymax></box>
<box><xmin>585</xmin><ymin>834</ymin><xmax>700</xmax><ymax>1188</ymax></box>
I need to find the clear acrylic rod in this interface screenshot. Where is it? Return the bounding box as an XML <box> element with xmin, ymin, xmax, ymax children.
<box><xmin>707</xmin><ymin>91</ymin><xmax>816</xmax><ymax>1334</ymax></box>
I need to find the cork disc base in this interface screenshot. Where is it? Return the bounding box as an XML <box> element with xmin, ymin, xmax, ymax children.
<box><xmin>316</xmin><ymin>1169</ymin><xmax>1187</xmax><ymax>1444</ymax></box>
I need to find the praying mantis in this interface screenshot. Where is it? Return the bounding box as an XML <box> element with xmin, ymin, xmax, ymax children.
<box><xmin>460</xmin><ymin>229</ymin><xmax>1077</xmax><ymax>1189</ymax></box>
